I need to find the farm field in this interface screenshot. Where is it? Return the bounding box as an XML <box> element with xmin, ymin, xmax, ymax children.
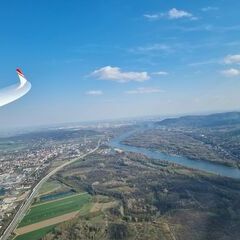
<box><xmin>15</xmin><ymin>211</ymin><xmax>79</xmax><ymax>235</ymax></box>
<box><xmin>14</xmin><ymin>225</ymin><xmax>56</xmax><ymax>240</ymax></box>
<box><xmin>18</xmin><ymin>192</ymin><xmax>91</xmax><ymax>227</ymax></box>
<box><xmin>14</xmin><ymin>192</ymin><xmax>115</xmax><ymax>240</ymax></box>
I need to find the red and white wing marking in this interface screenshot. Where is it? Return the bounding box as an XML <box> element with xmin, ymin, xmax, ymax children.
<box><xmin>16</xmin><ymin>68</ymin><xmax>27</xmax><ymax>87</ymax></box>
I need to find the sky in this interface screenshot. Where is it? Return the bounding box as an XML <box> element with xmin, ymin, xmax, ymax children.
<box><xmin>1</xmin><ymin>0</ymin><xmax>240</xmax><ymax>128</ymax></box>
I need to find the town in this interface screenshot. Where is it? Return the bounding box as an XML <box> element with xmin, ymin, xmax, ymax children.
<box><xmin>0</xmin><ymin>127</ymin><xmax>104</xmax><ymax>234</ymax></box>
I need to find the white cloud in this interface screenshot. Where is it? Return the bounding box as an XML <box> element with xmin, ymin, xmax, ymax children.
<box><xmin>91</xmin><ymin>66</ymin><xmax>150</xmax><ymax>83</ymax></box>
<box><xmin>86</xmin><ymin>90</ymin><xmax>103</xmax><ymax>95</ymax></box>
<box><xmin>224</xmin><ymin>54</ymin><xmax>240</xmax><ymax>64</ymax></box>
<box><xmin>168</xmin><ymin>8</ymin><xmax>193</xmax><ymax>19</ymax></box>
<box><xmin>221</xmin><ymin>68</ymin><xmax>240</xmax><ymax>77</ymax></box>
<box><xmin>152</xmin><ymin>71</ymin><xmax>169</xmax><ymax>76</ymax></box>
<box><xmin>144</xmin><ymin>8</ymin><xmax>195</xmax><ymax>21</ymax></box>
<box><xmin>125</xmin><ymin>87</ymin><xmax>163</xmax><ymax>94</ymax></box>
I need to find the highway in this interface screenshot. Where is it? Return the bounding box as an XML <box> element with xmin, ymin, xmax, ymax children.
<box><xmin>0</xmin><ymin>140</ymin><xmax>101</xmax><ymax>240</ymax></box>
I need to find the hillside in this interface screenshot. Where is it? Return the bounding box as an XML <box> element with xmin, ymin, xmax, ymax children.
<box><xmin>158</xmin><ymin>112</ymin><xmax>240</xmax><ymax>128</ymax></box>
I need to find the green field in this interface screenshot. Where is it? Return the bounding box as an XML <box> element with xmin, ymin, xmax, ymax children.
<box><xmin>14</xmin><ymin>225</ymin><xmax>56</xmax><ymax>240</ymax></box>
<box><xmin>19</xmin><ymin>193</ymin><xmax>91</xmax><ymax>227</ymax></box>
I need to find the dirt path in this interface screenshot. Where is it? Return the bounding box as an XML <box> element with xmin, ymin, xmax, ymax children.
<box><xmin>90</xmin><ymin>201</ymin><xmax>118</xmax><ymax>213</ymax></box>
<box><xmin>15</xmin><ymin>211</ymin><xmax>79</xmax><ymax>235</ymax></box>
<box><xmin>162</xmin><ymin>222</ymin><xmax>176</xmax><ymax>240</ymax></box>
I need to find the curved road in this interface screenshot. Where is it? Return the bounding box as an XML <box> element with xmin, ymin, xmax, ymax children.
<box><xmin>0</xmin><ymin>140</ymin><xmax>101</xmax><ymax>240</ymax></box>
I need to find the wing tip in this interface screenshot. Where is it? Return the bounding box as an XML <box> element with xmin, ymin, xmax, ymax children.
<box><xmin>16</xmin><ymin>68</ymin><xmax>24</xmax><ymax>77</ymax></box>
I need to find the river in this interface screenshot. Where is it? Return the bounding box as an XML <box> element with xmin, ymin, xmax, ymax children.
<box><xmin>109</xmin><ymin>128</ymin><xmax>240</xmax><ymax>179</ymax></box>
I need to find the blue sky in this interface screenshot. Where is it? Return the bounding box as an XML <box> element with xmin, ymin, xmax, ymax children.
<box><xmin>1</xmin><ymin>0</ymin><xmax>240</xmax><ymax>128</ymax></box>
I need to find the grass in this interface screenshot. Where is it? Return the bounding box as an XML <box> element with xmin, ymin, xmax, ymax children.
<box><xmin>38</xmin><ymin>180</ymin><xmax>61</xmax><ymax>195</ymax></box>
<box><xmin>78</xmin><ymin>201</ymin><xmax>94</xmax><ymax>215</ymax></box>
<box><xmin>19</xmin><ymin>193</ymin><xmax>91</xmax><ymax>227</ymax></box>
<box><xmin>14</xmin><ymin>225</ymin><xmax>56</xmax><ymax>240</ymax></box>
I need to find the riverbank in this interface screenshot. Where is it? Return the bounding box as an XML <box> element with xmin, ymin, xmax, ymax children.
<box><xmin>109</xmin><ymin>130</ymin><xmax>240</xmax><ymax>179</ymax></box>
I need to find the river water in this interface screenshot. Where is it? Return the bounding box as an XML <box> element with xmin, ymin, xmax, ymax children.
<box><xmin>109</xmin><ymin>129</ymin><xmax>240</xmax><ymax>179</ymax></box>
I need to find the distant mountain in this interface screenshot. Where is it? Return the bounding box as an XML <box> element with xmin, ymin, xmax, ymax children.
<box><xmin>157</xmin><ymin>112</ymin><xmax>240</xmax><ymax>128</ymax></box>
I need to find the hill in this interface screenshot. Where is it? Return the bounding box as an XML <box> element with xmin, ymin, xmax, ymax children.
<box><xmin>158</xmin><ymin>112</ymin><xmax>240</xmax><ymax>128</ymax></box>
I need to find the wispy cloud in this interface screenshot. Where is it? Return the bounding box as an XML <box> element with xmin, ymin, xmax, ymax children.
<box><xmin>136</xmin><ymin>44</ymin><xmax>170</xmax><ymax>52</ymax></box>
<box><xmin>144</xmin><ymin>8</ymin><xmax>196</xmax><ymax>21</ymax></box>
<box><xmin>85</xmin><ymin>90</ymin><xmax>103</xmax><ymax>95</ymax></box>
<box><xmin>221</xmin><ymin>68</ymin><xmax>240</xmax><ymax>77</ymax></box>
<box><xmin>224</xmin><ymin>54</ymin><xmax>240</xmax><ymax>64</ymax></box>
<box><xmin>171</xmin><ymin>25</ymin><xmax>240</xmax><ymax>33</ymax></box>
<box><xmin>129</xmin><ymin>44</ymin><xmax>173</xmax><ymax>55</ymax></box>
<box><xmin>201</xmin><ymin>6</ymin><xmax>219</xmax><ymax>12</ymax></box>
<box><xmin>171</xmin><ymin>25</ymin><xmax>213</xmax><ymax>32</ymax></box>
<box><xmin>125</xmin><ymin>87</ymin><xmax>164</xmax><ymax>94</ymax></box>
<box><xmin>188</xmin><ymin>59</ymin><xmax>219</xmax><ymax>67</ymax></box>
<box><xmin>143</xmin><ymin>14</ymin><xmax>160</xmax><ymax>20</ymax></box>
<box><xmin>215</xmin><ymin>25</ymin><xmax>240</xmax><ymax>32</ymax></box>
<box><xmin>152</xmin><ymin>71</ymin><xmax>169</xmax><ymax>76</ymax></box>
<box><xmin>91</xmin><ymin>66</ymin><xmax>150</xmax><ymax>83</ymax></box>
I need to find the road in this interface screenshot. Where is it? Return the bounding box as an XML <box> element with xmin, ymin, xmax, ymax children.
<box><xmin>0</xmin><ymin>140</ymin><xmax>101</xmax><ymax>240</ymax></box>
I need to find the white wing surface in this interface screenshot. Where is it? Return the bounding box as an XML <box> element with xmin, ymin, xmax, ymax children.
<box><xmin>0</xmin><ymin>69</ymin><xmax>31</xmax><ymax>107</ymax></box>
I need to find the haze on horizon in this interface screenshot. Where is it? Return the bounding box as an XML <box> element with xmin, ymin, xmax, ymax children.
<box><xmin>1</xmin><ymin>0</ymin><xmax>240</xmax><ymax>128</ymax></box>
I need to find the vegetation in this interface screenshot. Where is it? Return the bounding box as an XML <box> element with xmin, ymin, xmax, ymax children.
<box><xmin>38</xmin><ymin>180</ymin><xmax>62</xmax><ymax>195</ymax></box>
<box><xmin>158</xmin><ymin>112</ymin><xmax>240</xmax><ymax>128</ymax></box>
<box><xmin>40</xmin><ymin>146</ymin><xmax>240</xmax><ymax>240</ymax></box>
<box><xmin>19</xmin><ymin>193</ymin><xmax>91</xmax><ymax>227</ymax></box>
<box><xmin>14</xmin><ymin>225</ymin><xmax>56</xmax><ymax>240</ymax></box>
